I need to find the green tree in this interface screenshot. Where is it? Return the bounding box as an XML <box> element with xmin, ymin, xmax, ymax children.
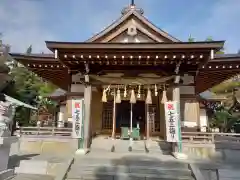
<box><xmin>188</xmin><ymin>34</ymin><xmax>195</xmax><ymax>42</ymax></box>
<box><xmin>26</xmin><ymin>45</ymin><xmax>32</xmax><ymax>55</ymax></box>
<box><xmin>1</xmin><ymin>42</ymin><xmax>57</xmax><ymax>126</ymax></box>
<box><xmin>205</xmin><ymin>36</ymin><xmax>213</xmax><ymax>41</ymax></box>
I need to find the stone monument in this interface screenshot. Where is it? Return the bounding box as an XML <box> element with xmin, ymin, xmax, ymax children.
<box><xmin>0</xmin><ymin>100</ymin><xmax>18</xmax><ymax>180</ymax></box>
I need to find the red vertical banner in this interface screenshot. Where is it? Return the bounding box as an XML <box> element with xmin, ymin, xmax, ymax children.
<box><xmin>72</xmin><ymin>99</ymin><xmax>84</xmax><ymax>138</ymax></box>
<box><xmin>164</xmin><ymin>101</ymin><xmax>180</xmax><ymax>142</ymax></box>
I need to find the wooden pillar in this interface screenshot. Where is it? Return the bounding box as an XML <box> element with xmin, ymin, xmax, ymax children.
<box><xmin>112</xmin><ymin>89</ymin><xmax>116</xmax><ymax>138</ymax></box>
<box><xmin>146</xmin><ymin>104</ymin><xmax>150</xmax><ymax>140</ymax></box>
<box><xmin>83</xmin><ymin>85</ymin><xmax>92</xmax><ymax>150</ymax></box>
<box><xmin>129</xmin><ymin>103</ymin><xmax>133</xmax><ymax>150</ymax></box>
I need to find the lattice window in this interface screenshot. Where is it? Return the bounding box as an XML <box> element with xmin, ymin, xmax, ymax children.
<box><xmin>102</xmin><ymin>102</ymin><xmax>113</xmax><ymax>130</ymax></box>
<box><xmin>148</xmin><ymin>104</ymin><xmax>160</xmax><ymax>132</ymax></box>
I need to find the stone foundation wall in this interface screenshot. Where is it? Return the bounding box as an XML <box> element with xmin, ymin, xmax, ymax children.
<box><xmin>183</xmin><ymin>142</ymin><xmax>240</xmax><ymax>162</ymax></box>
<box><xmin>18</xmin><ymin>136</ymin><xmax>78</xmax><ymax>155</ymax></box>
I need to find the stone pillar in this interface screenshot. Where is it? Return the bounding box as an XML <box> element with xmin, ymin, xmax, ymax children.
<box><xmin>83</xmin><ymin>85</ymin><xmax>92</xmax><ymax>151</ymax></box>
<box><xmin>172</xmin><ymin>86</ymin><xmax>187</xmax><ymax>159</ymax></box>
<box><xmin>173</xmin><ymin>86</ymin><xmax>181</xmax><ymax>152</ymax></box>
<box><xmin>57</xmin><ymin>105</ymin><xmax>65</xmax><ymax>128</ymax></box>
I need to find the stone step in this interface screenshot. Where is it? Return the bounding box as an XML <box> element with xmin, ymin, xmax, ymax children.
<box><xmin>90</xmin><ymin>148</ymin><xmax>170</xmax><ymax>155</ymax></box>
<box><xmin>91</xmin><ymin>139</ymin><xmax>171</xmax><ymax>152</ymax></box>
<box><xmin>68</xmin><ymin>165</ymin><xmax>191</xmax><ymax>176</ymax></box>
<box><xmin>66</xmin><ymin>171</ymin><xmax>194</xmax><ymax>180</ymax></box>
<box><xmin>73</xmin><ymin>158</ymin><xmax>188</xmax><ymax>169</ymax></box>
<box><xmin>10</xmin><ymin>173</ymin><xmax>54</xmax><ymax>180</ymax></box>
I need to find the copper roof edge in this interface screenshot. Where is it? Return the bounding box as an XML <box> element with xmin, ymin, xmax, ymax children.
<box><xmin>9</xmin><ymin>53</ymin><xmax>54</xmax><ymax>59</ymax></box>
<box><xmin>45</xmin><ymin>40</ymin><xmax>225</xmax><ymax>45</ymax></box>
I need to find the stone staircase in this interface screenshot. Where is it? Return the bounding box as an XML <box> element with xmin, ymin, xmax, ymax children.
<box><xmin>65</xmin><ymin>152</ymin><xmax>194</xmax><ymax>180</ymax></box>
<box><xmin>65</xmin><ymin>137</ymin><xmax>195</xmax><ymax>180</ymax></box>
<box><xmin>90</xmin><ymin>136</ymin><xmax>172</xmax><ymax>154</ymax></box>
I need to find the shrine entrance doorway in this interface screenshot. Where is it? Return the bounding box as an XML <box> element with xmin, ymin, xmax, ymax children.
<box><xmin>116</xmin><ymin>101</ymin><xmax>146</xmax><ymax>135</ymax></box>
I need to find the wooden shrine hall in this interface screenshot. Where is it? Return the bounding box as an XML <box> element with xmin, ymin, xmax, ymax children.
<box><xmin>10</xmin><ymin>3</ymin><xmax>240</xmax><ymax>145</ymax></box>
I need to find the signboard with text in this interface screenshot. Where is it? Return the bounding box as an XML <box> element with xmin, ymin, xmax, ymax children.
<box><xmin>72</xmin><ymin>99</ymin><xmax>84</xmax><ymax>138</ymax></box>
<box><xmin>164</xmin><ymin>101</ymin><xmax>180</xmax><ymax>142</ymax></box>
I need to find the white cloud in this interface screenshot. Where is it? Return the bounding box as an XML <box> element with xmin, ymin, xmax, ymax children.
<box><xmin>0</xmin><ymin>0</ymin><xmax>56</xmax><ymax>53</ymax></box>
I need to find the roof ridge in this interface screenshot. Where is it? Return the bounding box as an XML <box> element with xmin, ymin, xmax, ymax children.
<box><xmin>86</xmin><ymin>9</ymin><xmax>180</xmax><ymax>43</ymax></box>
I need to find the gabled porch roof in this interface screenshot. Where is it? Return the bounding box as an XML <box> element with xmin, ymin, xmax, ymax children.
<box><xmin>86</xmin><ymin>8</ymin><xmax>180</xmax><ymax>43</ymax></box>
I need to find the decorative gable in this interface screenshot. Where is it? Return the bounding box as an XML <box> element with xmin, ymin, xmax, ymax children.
<box><xmin>86</xmin><ymin>6</ymin><xmax>180</xmax><ymax>43</ymax></box>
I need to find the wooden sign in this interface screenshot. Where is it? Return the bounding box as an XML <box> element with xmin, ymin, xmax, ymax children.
<box><xmin>72</xmin><ymin>99</ymin><xmax>84</xmax><ymax>138</ymax></box>
<box><xmin>164</xmin><ymin>101</ymin><xmax>180</xmax><ymax>142</ymax></box>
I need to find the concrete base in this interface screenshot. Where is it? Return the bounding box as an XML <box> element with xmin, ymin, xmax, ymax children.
<box><xmin>172</xmin><ymin>152</ymin><xmax>188</xmax><ymax>160</ymax></box>
<box><xmin>0</xmin><ymin>169</ymin><xmax>14</xmax><ymax>180</ymax></box>
<box><xmin>0</xmin><ymin>136</ymin><xmax>18</xmax><ymax>145</ymax></box>
<box><xmin>75</xmin><ymin>148</ymin><xmax>89</xmax><ymax>155</ymax></box>
<box><xmin>15</xmin><ymin>160</ymin><xmax>48</xmax><ymax>175</ymax></box>
<box><xmin>0</xmin><ymin>136</ymin><xmax>18</xmax><ymax>172</ymax></box>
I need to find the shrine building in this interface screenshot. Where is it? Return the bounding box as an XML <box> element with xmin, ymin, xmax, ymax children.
<box><xmin>10</xmin><ymin>3</ymin><xmax>240</xmax><ymax>145</ymax></box>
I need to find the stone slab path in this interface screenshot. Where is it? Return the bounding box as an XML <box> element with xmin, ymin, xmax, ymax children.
<box><xmin>10</xmin><ymin>174</ymin><xmax>54</xmax><ymax>180</ymax></box>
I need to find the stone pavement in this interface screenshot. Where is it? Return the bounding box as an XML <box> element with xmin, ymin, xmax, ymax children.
<box><xmin>66</xmin><ymin>151</ymin><xmax>195</xmax><ymax>180</ymax></box>
<box><xmin>10</xmin><ymin>173</ymin><xmax>54</xmax><ymax>180</ymax></box>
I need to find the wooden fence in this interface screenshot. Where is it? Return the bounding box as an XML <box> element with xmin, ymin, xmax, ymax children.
<box><xmin>18</xmin><ymin>126</ymin><xmax>240</xmax><ymax>144</ymax></box>
<box><xmin>182</xmin><ymin>132</ymin><xmax>240</xmax><ymax>144</ymax></box>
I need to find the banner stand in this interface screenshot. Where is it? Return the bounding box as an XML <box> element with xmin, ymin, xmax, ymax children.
<box><xmin>164</xmin><ymin>101</ymin><xmax>187</xmax><ymax>160</ymax></box>
<box><xmin>72</xmin><ymin>99</ymin><xmax>87</xmax><ymax>155</ymax></box>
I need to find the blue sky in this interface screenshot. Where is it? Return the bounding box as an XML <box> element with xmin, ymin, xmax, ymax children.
<box><xmin>1</xmin><ymin>0</ymin><xmax>240</xmax><ymax>53</ymax></box>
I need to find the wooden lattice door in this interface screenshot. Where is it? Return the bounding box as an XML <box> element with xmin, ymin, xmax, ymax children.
<box><xmin>148</xmin><ymin>104</ymin><xmax>160</xmax><ymax>134</ymax></box>
<box><xmin>102</xmin><ymin>102</ymin><xmax>113</xmax><ymax>130</ymax></box>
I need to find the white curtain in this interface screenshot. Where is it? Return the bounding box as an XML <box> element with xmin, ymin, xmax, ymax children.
<box><xmin>184</xmin><ymin>100</ymin><xmax>199</xmax><ymax>127</ymax></box>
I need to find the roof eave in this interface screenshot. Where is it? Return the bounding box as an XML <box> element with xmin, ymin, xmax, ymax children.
<box><xmin>45</xmin><ymin>41</ymin><xmax>225</xmax><ymax>51</ymax></box>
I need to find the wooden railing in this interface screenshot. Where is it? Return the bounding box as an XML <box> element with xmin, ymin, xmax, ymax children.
<box><xmin>17</xmin><ymin>126</ymin><xmax>240</xmax><ymax>144</ymax></box>
<box><xmin>182</xmin><ymin>132</ymin><xmax>240</xmax><ymax>143</ymax></box>
<box><xmin>18</xmin><ymin>126</ymin><xmax>72</xmax><ymax>136</ymax></box>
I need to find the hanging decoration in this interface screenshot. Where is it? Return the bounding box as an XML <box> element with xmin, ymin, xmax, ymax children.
<box><xmin>102</xmin><ymin>88</ymin><xmax>107</xmax><ymax>102</ymax></box>
<box><xmin>124</xmin><ymin>85</ymin><xmax>127</xmax><ymax>98</ymax></box>
<box><xmin>116</xmin><ymin>86</ymin><xmax>121</xmax><ymax>103</ymax></box>
<box><xmin>161</xmin><ymin>85</ymin><xmax>168</xmax><ymax>104</ymax></box>
<box><xmin>102</xmin><ymin>85</ymin><xmax>110</xmax><ymax>102</ymax></box>
<box><xmin>137</xmin><ymin>85</ymin><xmax>141</xmax><ymax>98</ymax></box>
<box><xmin>154</xmin><ymin>84</ymin><xmax>158</xmax><ymax>97</ymax></box>
<box><xmin>130</xmin><ymin>89</ymin><xmax>136</xmax><ymax>104</ymax></box>
<box><xmin>145</xmin><ymin>88</ymin><xmax>152</xmax><ymax>104</ymax></box>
